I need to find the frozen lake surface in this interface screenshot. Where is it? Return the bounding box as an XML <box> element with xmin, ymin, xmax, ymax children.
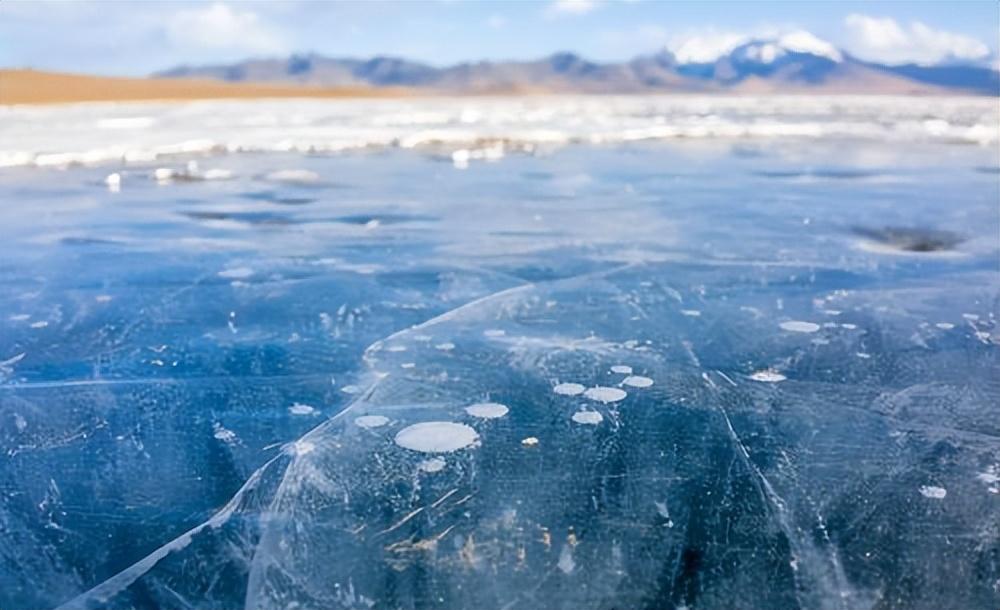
<box><xmin>1</xmin><ymin>97</ymin><xmax>998</xmax><ymax>609</ymax></box>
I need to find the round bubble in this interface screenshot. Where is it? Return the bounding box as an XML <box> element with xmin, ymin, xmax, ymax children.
<box><xmin>572</xmin><ymin>410</ymin><xmax>603</xmax><ymax>425</ymax></box>
<box><xmin>622</xmin><ymin>375</ymin><xmax>653</xmax><ymax>388</ymax></box>
<box><xmin>779</xmin><ymin>320</ymin><xmax>820</xmax><ymax>333</ymax></box>
<box><xmin>583</xmin><ymin>386</ymin><xmax>627</xmax><ymax>403</ymax></box>
<box><xmin>465</xmin><ymin>402</ymin><xmax>509</xmax><ymax>419</ymax></box>
<box><xmin>394</xmin><ymin>421</ymin><xmax>480</xmax><ymax>453</ymax></box>
<box><xmin>553</xmin><ymin>382</ymin><xmax>585</xmax><ymax>396</ymax></box>
<box><xmin>355</xmin><ymin>415</ymin><xmax>390</xmax><ymax>429</ymax></box>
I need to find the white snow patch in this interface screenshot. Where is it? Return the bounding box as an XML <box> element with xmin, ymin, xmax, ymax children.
<box><xmin>104</xmin><ymin>172</ymin><xmax>122</xmax><ymax>191</ymax></box>
<box><xmin>265</xmin><ymin>169</ymin><xmax>320</xmax><ymax>184</ymax></box>
<box><xmin>434</xmin><ymin>342</ymin><xmax>456</xmax><ymax>351</ymax></box>
<box><xmin>935</xmin><ymin>322</ymin><xmax>954</xmax><ymax>330</ymax></box>
<box><xmin>743</xmin><ymin>42</ymin><xmax>782</xmax><ymax>64</ymax></box>
<box><xmin>610</xmin><ymin>365</ymin><xmax>632</xmax><ymax>374</ymax></box>
<box><xmin>97</xmin><ymin>116</ymin><xmax>156</xmax><ymax>130</ymax></box>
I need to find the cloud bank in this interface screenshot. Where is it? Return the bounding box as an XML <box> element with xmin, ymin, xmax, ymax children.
<box><xmin>843</xmin><ymin>14</ymin><xmax>991</xmax><ymax>65</ymax></box>
<box><xmin>546</xmin><ymin>0</ymin><xmax>599</xmax><ymax>18</ymax></box>
<box><xmin>166</xmin><ymin>3</ymin><xmax>285</xmax><ymax>56</ymax></box>
<box><xmin>659</xmin><ymin>16</ymin><xmax>993</xmax><ymax>67</ymax></box>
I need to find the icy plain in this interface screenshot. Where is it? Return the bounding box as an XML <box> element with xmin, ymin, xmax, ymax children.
<box><xmin>0</xmin><ymin>96</ymin><xmax>998</xmax><ymax>610</ymax></box>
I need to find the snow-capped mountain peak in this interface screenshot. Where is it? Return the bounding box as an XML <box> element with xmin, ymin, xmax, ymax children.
<box><xmin>672</xmin><ymin>30</ymin><xmax>843</xmax><ymax>65</ymax></box>
<box><xmin>775</xmin><ymin>30</ymin><xmax>843</xmax><ymax>62</ymax></box>
<box><xmin>736</xmin><ymin>42</ymin><xmax>785</xmax><ymax>64</ymax></box>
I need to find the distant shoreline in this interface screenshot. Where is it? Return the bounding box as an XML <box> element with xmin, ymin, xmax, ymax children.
<box><xmin>0</xmin><ymin>69</ymin><xmax>411</xmax><ymax>106</ymax></box>
<box><xmin>1</xmin><ymin>69</ymin><xmax>992</xmax><ymax>107</ymax></box>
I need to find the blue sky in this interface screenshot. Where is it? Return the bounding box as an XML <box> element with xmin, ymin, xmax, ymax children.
<box><xmin>1</xmin><ymin>1</ymin><xmax>997</xmax><ymax>75</ymax></box>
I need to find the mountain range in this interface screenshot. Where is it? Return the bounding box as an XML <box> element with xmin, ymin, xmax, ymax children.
<box><xmin>157</xmin><ymin>32</ymin><xmax>999</xmax><ymax>96</ymax></box>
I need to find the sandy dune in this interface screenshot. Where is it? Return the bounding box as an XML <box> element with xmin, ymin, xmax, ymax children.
<box><xmin>0</xmin><ymin>69</ymin><xmax>408</xmax><ymax>105</ymax></box>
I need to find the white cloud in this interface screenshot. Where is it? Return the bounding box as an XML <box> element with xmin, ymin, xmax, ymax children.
<box><xmin>547</xmin><ymin>0</ymin><xmax>599</xmax><ymax>17</ymax></box>
<box><xmin>670</xmin><ymin>31</ymin><xmax>749</xmax><ymax>63</ymax></box>
<box><xmin>166</xmin><ymin>3</ymin><xmax>285</xmax><ymax>55</ymax></box>
<box><xmin>486</xmin><ymin>14</ymin><xmax>507</xmax><ymax>29</ymax></box>
<box><xmin>843</xmin><ymin>14</ymin><xmax>991</xmax><ymax>65</ymax></box>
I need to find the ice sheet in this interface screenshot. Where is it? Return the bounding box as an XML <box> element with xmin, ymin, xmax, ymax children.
<box><xmin>0</xmin><ymin>103</ymin><xmax>998</xmax><ymax>609</ymax></box>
